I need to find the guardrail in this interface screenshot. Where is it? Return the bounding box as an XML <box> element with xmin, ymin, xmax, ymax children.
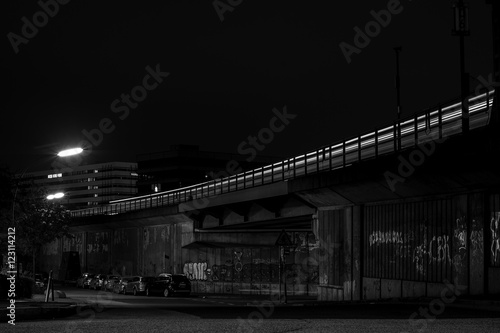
<box><xmin>71</xmin><ymin>89</ymin><xmax>495</xmax><ymax>217</ymax></box>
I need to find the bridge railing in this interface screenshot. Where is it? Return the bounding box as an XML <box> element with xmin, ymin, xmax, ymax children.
<box><xmin>71</xmin><ymin>89</ymin><xmax>495</xmax><ymax>218</ymax></box>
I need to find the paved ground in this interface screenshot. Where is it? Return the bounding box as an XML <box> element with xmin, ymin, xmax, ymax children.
<box><xmin>2</xmin><ymin>285</ymin><xmax>499</xmax><ymax>332</ymax></box>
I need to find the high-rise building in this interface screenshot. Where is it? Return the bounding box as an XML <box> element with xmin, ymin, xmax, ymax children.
<box><xmin>17</xmin><ymin>161</ymin><xmax>138</xmax><ymax>210</ymax></box>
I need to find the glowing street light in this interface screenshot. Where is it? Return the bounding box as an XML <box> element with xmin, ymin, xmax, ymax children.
<box><xmin>57</xmin><ymin>147</ymin><xmax>83</xmax><ymax>157</ymax></box>
<box><xmin>47</xmin><ymin>192</ymin><xmax>65</xmax><ymax>200</ymax></box>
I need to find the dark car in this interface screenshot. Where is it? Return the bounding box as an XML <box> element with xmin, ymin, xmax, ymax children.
<box><xmin>34</xmin><ymin>273</ymin><xmax>48</xmax><ymax>288</ymax></box>
<box><xmin>126</xmin><ymin>276</ymin><xmax>157</xmax><ymax>296</ymax></box>
<box><xmin>76</xmin><ymin>273</ymin><xmax>94</xmax><ymax>288</ymax></box>
<box><xmin>89</xmin><ymin>274</ymin><xmax>107</xmax><ymax>290</ymax></box>
<box><xmin>146</xmin><ymin>274</ymin><xmax>191</xmax><ymax>297</ymax></box>
<box><xmin>103</xmin><ymin>275</ymin><xmax>121</xmax><ymax>292</ymax></box>
<box><xmin>113</xmin><ymin>276</ymin><xmax>136</xmax><ymax>294</ymax></box>
<box><xmin>82</xmin><ymin>273</ymin><xmax>95</xmax><ymax>289</ymax></box>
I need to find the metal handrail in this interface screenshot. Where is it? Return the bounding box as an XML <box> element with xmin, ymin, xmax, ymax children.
<box><xmin>70</xmin><ymin>89</ymin><xmax>495</xmax><ymax>218</ymax></box>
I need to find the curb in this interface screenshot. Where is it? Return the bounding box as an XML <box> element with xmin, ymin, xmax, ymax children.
<box><xmin>0</xmin><ymin>299</ymin><xmax>95</xmax><ymax>323</ymax></box>
<box><xmin>1</xmin><ymin>303</ymin><xmax>78</xmax><ymax>322</ymax></box>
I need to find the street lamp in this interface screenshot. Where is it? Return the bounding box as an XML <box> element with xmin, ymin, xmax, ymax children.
<box><xmin>11</xmin><ymin>147</ymin><xmax>83</xmax><ymax>278</ymax></box>
<box><xmin>47</xmin><ymin>192</ymin><xmax>65</xmax><ymax>200</ymax></box>
<box><xmin>57</xmin><ymin>148</ymin><xmax>83</xmax><ymax>157</ymax></box>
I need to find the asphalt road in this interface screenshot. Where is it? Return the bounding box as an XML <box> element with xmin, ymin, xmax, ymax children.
<box><xmin>3</xmin><ymin>286</ymin><xmax>500</xmax><ymax>333</ymax></box>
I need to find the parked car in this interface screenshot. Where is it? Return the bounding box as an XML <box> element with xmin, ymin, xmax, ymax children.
<box><xmin>82</xmin><ymin>273</ymin><xmax>95</xmax><ymax>289</ymax></box>
<box><xmin>128</xmin><ymin>276</ymin><xmax>157</xmax><ymax>296</ymax></box>
<box><xmin>34</xmin><ymin>274</ymin><xmax>46</xmax><ymax>289</ymax></box>
<box><xmin>76</xmin><ymin>273</ymin><xmax>94</xmax><ymax>288</ymax></box>
<box><xmin>146</xmin><ymin>273</ymin><xmax>191</xmax><ymax>297</ymax></box>
<box><xmin>89</xmin><ymin>274</ymin><xmax>107</xmax><ymax>290</ymax></box>
<box><xmin>103</xmin><ymin>275</ymin><xmax>121</xmax><ymax>292</ymax></box>
<box><xmin>113</xmin><ymin>276</ymin><xmax>138</xmax><ymax>294</ymax></box>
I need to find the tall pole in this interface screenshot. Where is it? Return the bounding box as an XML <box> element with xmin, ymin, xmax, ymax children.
<box><xmin>394</xmin><ymin>47</ymin><xmax>402</xmax><ymax>120</ymax></box>
<box><xmin>460</xmin><ymin>23</ymin><xmax>469</xmax><ymax>133</ymax></box>
<box><xmin>394</xmin><ymin>46</ymin><xmax>402</xmax><ymax>150</ymax></box>
<box><xmin>278</xmin><ymin>246</ymin><xmax>282</xmax><ymax>303</ymax></box>
<box><xmin>485</xmin><ymin>0</ymin><xmax>500</xmax><ymax>128</ymax></box>
<box><xmin>453</xmin><ymin>0</ymin><xmax>470</xmax><ymax>133</ymax></box>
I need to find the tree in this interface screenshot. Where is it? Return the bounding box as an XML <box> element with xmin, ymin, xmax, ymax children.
<box><xmin>1</xmin><ymin>167</ymin><xmax>72</xmax><ymax>277</ymax></box>
<box><xmin>0</xmin><ymin>165</ymin><xmax>14</xmax><ymax>274</ymax></box>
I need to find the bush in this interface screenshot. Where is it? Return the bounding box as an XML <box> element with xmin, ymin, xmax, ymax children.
<box><xmin>0</xmin><ymin>274</ymin><xmax>9</xmax><ymax>300</ymax></box>
<box><xmin>0</xmin><ymin>274</ymin><xmax>33</xmax><ymax>299</ymax></box>
<box><xmin>17</xmin><ymin>276</ymin><xmax>34</xmax><ymax>299</ymax></box>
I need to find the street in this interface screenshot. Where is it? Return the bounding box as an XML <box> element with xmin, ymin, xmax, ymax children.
<box><xmin>2</xmin><ymin>286</ymin><xmax>499</xmax><ymax>333</ymax></box>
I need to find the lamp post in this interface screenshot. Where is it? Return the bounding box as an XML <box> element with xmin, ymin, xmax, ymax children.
<box><xmin>11</xmin><ymin>147</ymin><xmax>83</xmax><ymax>279</ymax></box>
<box><xmin>452</xmin><ymin>0</ymin><xmax>470</xmax><ymax>133</ymax></box>
<box><xmin>394</xmin><ymin>46</ymin><xmax>402</xmax><ymax>121</ymax></box>
<box><xmin>394</xmin><ymin>46</ymin><xmax>402</xmax><ymax>150</ymax></box>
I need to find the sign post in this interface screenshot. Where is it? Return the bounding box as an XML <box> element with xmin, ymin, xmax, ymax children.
<box><xmin>278</xmin><ymin>246</ymin><xmax>282</xmax><ymax>303</ymax></box>
<box><xmin>275</xmin><ymin>229</ymin><xmax>293</xmax><ymax>304</ymax></box>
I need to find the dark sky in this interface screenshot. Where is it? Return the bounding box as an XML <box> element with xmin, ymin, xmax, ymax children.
<box><xmin>1</xmin><ymin>0</ymin><xmax>495</xmax><ymax>172</ymax></box>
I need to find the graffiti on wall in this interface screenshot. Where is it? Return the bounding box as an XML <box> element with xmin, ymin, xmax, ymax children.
<box><xmin>183</xmin><ymin>262</ymin><xmax>209</xmax><ymax>280</ymax></box>
<box><xmin>87</xmin><ymin>232</ymin><xmax>109</xmax><ymax>253</ymax></box>
<box><xmin>143</xmin><ymin>227</ymin><xmax>167</xmax><ymax>250</ymax></box>
<box><xmin>113</xmin><ymin>229</ymin><xmax>130</xmax><ymax>246</ymax></box>
<box><xmin>491</xmin><ymin>212</ymin><xmax>500</xmax><ymax>264</ymax></box>
<box><xmin>183</xmin><ymin>261</ymin><xmax>306</xmax><ymax>284</ymax></box>
<box><xmin>368</xmin><ymin>222</ymin><xmax>453</xmax><ymax>276</ymax></box>
<box><xmin>470</xmin><ymin>219</ymin><xmax>483</xmax><ymax>254</ymax></box>
<box><xmin>427</xmin><ymin>235</ymin><xmax>452</xmax><ymax>263</ymax></box>
<box><xmin>62</xmin><ymin>234</ymin><xmax>83</xmax><ymax>253</ymax></box>
<box><xmin>183</xmin><ymin>233</ymin><xmax>318</xmax><ymax>290</ymax></box>
<box><xmin>182</xmin><ymin>245</ymin><xmax>316</xmax><ymax>285</ymax></box>
<box><xmin>234</xmin><ymin>251</ymin><xmax>243</xmax><ymax>272</ymax></box>
<box><xmin>454</xmin><ymin>217</ymin><xmax>467</xmax><ymax>251</ymax></box>
<box><xmin>369</xmin><ymin>230</ymin><xmax>404</xmax><ymax>246</ymax></box>
<box><xmin>452</xmin><ymin>216</ymin><xmax>467</xmax><ymax>274</ymax></box>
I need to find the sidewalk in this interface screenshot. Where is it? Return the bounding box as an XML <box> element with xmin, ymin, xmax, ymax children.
<box><xmin>2</xmin><ymin>291</ymin><xmax>499</xmax><ymax>322</ymax></box>
<box><xmin>196</xmin><ymin>292</ymin><xmax>500</xmax><ymax>310</ymax></box>
<box><xmin>1</xmin><ymin>292</ymin><xmax>91</xmax><ymax>323</ymax></box>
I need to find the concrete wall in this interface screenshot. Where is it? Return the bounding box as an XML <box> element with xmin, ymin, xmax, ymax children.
<box><xmin>183</xmin><ymin>231</ymin><xmax>318</xmax><ymax>296</ymax></box>
<box><xmin>315</xmin><ymin>207</ymin><xmax>361</xmax><ymax>301</ymax></box>
<box><xmin>38</xmin><ymin>189</ymin><xmax>499</xmax><ymax>299</ymax></box>
<box><xmin>360</xmin><ymin>192</ymin><xmax>497</xmax><ymax>300</ymax></box>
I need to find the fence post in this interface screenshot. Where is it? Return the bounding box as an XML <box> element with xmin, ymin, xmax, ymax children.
<box><xmin>45</xmin><ymin>270</ymin><xmax>53</xmax><ymax>302</ymax></box>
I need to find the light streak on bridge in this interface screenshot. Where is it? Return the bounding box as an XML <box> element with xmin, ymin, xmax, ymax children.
<box><xmin>71</xmin><ymin>90</ymin><xmax>495</xmax><ymax>217</ymax></box>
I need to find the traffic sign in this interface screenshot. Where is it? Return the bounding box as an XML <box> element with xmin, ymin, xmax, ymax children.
<box><xmin>275</xmin><ymin>229</ymin><xmax>293</xmax><ymax>246</ymax></box>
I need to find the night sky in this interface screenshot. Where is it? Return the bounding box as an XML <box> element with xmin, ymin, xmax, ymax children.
<box><xmin>2</xmin><ymin>0</ymin><xmax>495</xmax><ymax>172</ymax></box>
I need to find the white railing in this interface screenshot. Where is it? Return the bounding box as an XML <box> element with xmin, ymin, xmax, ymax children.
<box><xmin>71</xmin><ymin>89</ymin><xmax>495</xmax><ymax>217</ymax></box>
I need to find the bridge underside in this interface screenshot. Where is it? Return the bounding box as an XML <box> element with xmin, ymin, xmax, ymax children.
<box><xmin>39</xmin><ymin>126</ymin><xmax>500</xmax><ymax>299</ymax></box>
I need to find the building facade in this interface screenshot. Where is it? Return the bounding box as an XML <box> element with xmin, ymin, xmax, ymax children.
<box><xmin>18</xmin><ymin>162</ymin><xmax>138</xmax><ymax>210</ymax></box>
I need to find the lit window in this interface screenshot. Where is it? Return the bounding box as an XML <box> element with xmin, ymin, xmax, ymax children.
<box><xmin>48</xmin><ymin>175</ymin><xmax>53</xmax><ymax>179</ymax></box>
<box><xmin>57</xmin><ymin>173</ymin><xmax>62</xmax><ymax>177</ymax></box>
<box><xmin>94</xmin><ymin>169</ymin><xmax>98</xmax><ymax>173</ymax></box>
